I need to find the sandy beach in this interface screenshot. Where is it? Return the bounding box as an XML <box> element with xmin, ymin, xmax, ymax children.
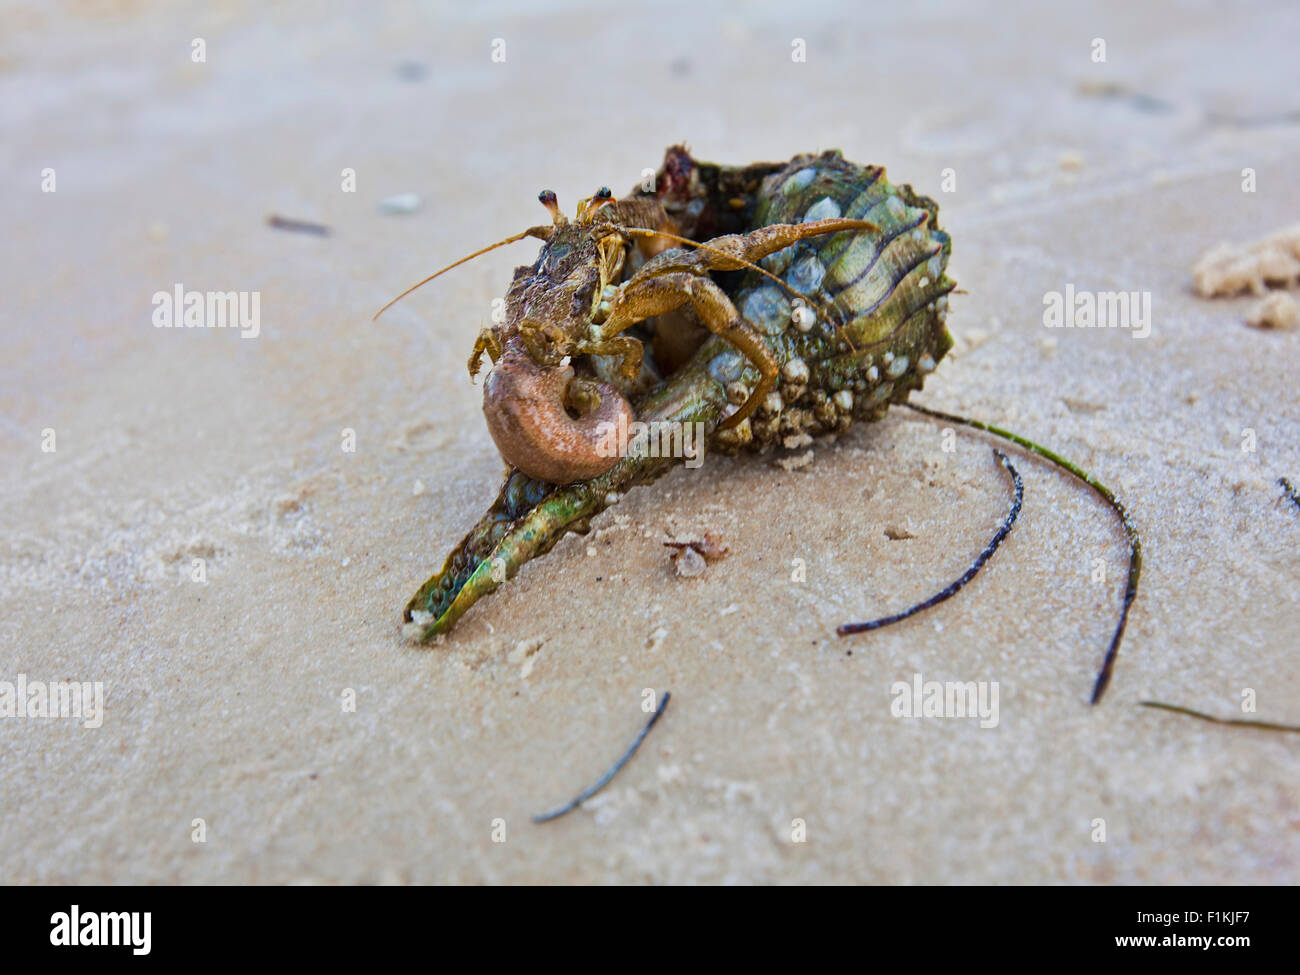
<box><xmin>2</xmin><ymin>0</ymin><xmax>1297</xmax><ymax>883</ymax></box>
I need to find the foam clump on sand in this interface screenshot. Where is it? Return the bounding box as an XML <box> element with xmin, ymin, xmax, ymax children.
<box><xmin>1191</xmin><ymin>224</ymin><xmax>1300</xmax><ymax>297</ymax></box>
<box><xmin>402</xmin><ymin>610</ymin><xmax>435</xmax><ymax>642</ymax></box>
<box><xmin>1245</xmin><ymin>291</ymin><xmax>1299</xmax><ymax>330</ymax></box>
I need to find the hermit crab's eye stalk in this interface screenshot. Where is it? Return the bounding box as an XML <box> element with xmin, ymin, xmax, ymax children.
<box><xmin>578</xmin><ymin>186</ymin><xmax>617</xmax><ymax>221</ymax></box>
<box><xmin>538</xmin><ymin>189</ymin><xmax>564</xmax><ymax>225</ymax></box>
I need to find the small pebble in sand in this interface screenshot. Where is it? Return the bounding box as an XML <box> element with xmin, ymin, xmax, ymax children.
<box><xmin>411</xmin><ymin>479</ymin><xmax>426</xmax><ymax>496</ymax></box>
<box><xmin>665</xmin><ymin>532</ymin><xmax>729</xmax><ymax>577</ymax></box>
<box><xmin>962</xmin><ymin>327</ymin><xmax>990</xmax><ymax>351</ymax></box>
<box><xmin>672</xmin><ymin>546</ymin><xmax>707</xmax><ymax>577</ymax></box>
<box><xmin>402</xmin><ymin>609</ymin><xmax>435</xmax><ymax>641</ymax></box>
<box><xmin>1058</xmin><ymin>150</ymin><xmax>1085</xmax><ymax>171</ymax></box>
<box><xmin>1246</xmin><ymin>291</ymin><xmax>1299</xmax><ymax>330</ymax></box>
<box><xmin>1191</xmin><ymin>224</ymin><xmax>1300</xmax><ymax>297</ymax></box>
<box><xmin>272</xmin><ymin>493</ymin><xmax>302</xmax><ymax>517</ymax></box>
<box><xmin>379</xmin><ymin>192</ymin><xmax>422</xmax><ymax>215</ymax></box>
<box><xmin>507</xmin><ymin>637</ymin><xmax>544</xmax><ymax>678</ymax></box>
<box><xmin>776</xmin><ymin>449</ymin><xmax>814</xmax><ymax>471</ymax></box>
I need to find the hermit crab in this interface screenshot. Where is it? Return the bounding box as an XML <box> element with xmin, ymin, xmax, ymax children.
<box><xmin>378</xmin><ymin>146</ymin><xmax>1140</xmax><ymax>704</ymax></box>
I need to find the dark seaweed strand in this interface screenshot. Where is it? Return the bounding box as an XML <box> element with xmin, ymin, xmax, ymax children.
<box><xmin>1140</xmin><ymin>700</ymin><xmax>1300</xmax><ymax>734</ymax></box>
<box><xmin>839</xmin><ymin>448</ymin><xmax>1022</xmax><ymax>636</ymax></box>
<box><xmin>532</xmin><ymin>692</ymin><xmax>671</xmax><ymax>824</ymax></box>
<box><xmin>1280</xmin><ymin>477</ymin><xmax>1300</xmax><ymax>512</ymax></box>
<box><xmin>266</xmin><ymin>214</ymin><xmax>331</xmax><ymax>236</ymax></box>
<box><xmin>903</xmin><ymin>402</ymin><xmax>1142</xmax><ymax>705</ymax></box>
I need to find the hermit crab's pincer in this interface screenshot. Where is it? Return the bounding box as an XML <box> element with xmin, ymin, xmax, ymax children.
<box><xmin>480</xmin><ymin>336</ymin><xmax>632</xmax><ymax>485</ymax></box>
<box><xmin>402</xmin><ymin>338</ymin><xmax>728</xmax><ymax>640</ymax></box>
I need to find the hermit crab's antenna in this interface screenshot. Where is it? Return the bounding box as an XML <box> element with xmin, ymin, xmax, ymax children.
<box><xmin>373</xmin><ymin>222</ymin><xmax>553</xmax><ymax>320</ymax></box>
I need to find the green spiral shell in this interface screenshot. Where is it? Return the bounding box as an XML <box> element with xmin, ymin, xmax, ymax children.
<box><xmin>659</xmin><ymin>149</ymin><xmax>955</xmax><ymax>449</ymax></box>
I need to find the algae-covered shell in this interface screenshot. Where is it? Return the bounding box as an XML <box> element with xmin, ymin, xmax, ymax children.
<box><xmin>685</xmin><ymin>150</ymin><xmax>955</xmax><ymax>446</ymax></box>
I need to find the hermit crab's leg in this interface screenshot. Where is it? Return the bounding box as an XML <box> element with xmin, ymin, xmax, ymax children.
<box><xmin>628</xmin><ymin>218</ymin><xmax>875</xmax><ymax>277</ymax></box>
<box><xmin>621</xmin><ymin>219</ymin><xmax>874</xmax><ymax>328</ymax></box>
<box><xmin>468</xmin><ymin>327</ymin><xmax>502</xmax><ymax>378</ymax></box>
<box><xmin>603</xmin><ymin>219</ymin><xmax>875</xmax><ymax>423</ymax></box>
<box><xmin>576</xmin><ymin>333</ymin><xmax>643</xmax><ymax>384</ymax></box>
<box><xmin>599</xmin><ymin>272</ymin><xmax>779</xmax><ymax>429</ymax></box>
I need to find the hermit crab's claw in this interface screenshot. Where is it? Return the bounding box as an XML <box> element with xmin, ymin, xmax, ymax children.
<box><xmin>481</xmin><ymin>337</ymin><xmax>633</xmax><ymax>485</ymax></box>
<box><xmin>405</xmin><ymin>335</ymin><xmax>730</xmax><ymax>641</ymax></box>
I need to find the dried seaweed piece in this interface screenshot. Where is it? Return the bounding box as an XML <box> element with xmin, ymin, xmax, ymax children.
<box><xmin>1140</xmin><ymin>701</ymin><xmax>1300</xmax><ymax>734</ymax></box>
<box><xmin>532</xmin><ymin>692</ymin><xmax>671</xmax><ymax>824</ymax></box>
<box><xmin>1191</xmin><ymin>225</ymin><xmax>1300</xmax><ymax>297</ymax></box>
<box><xmin>901</xmin><ymin>403</ymin><xmax>1142</xmax><ymax>705</ymax></box>
<box><xmin>266</xmin><ymin>214</ymin><xmax>331</xmax><ymax>236</ymax></box>
<box><xmin>839</xmin><ymin>448</ymin><xmax>1021</xmax><ymax>634</ymax></box>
